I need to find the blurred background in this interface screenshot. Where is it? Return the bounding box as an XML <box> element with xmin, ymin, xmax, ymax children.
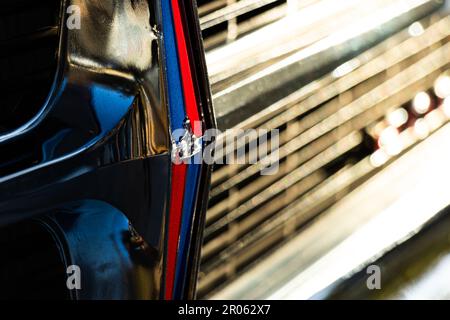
<box><xmin>195</xmin><ymin>0</ymin><xmax>450</xmax><ymax>299</ymax></box>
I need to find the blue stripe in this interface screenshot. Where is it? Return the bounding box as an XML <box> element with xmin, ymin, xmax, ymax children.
<box><xmin>161</xmin><ymin>0</ymin><xmax>185</xmax><ymax>132</ymax></box>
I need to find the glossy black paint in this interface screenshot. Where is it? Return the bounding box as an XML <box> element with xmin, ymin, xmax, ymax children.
<box><xmin>37</xmin><ymin>200</ymin><xmax>162</xmax><ymax>300</ymax></box>
<box><xmin>0</xmin><ymin>0</ymin><xmax>183</xmax><ymax>300</ymax></box>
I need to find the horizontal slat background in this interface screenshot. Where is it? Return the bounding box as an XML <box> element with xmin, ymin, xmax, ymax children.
<box><xmin>197</xmin><ymin>0</ymin><xmax>449</xmax><ymax>298</ymax></box>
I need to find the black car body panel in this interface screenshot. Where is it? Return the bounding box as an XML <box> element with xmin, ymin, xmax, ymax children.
<box><xmin>0</xmin><ymin>0</ymin><xmax>215</xmax><ymax>300</ymax></box>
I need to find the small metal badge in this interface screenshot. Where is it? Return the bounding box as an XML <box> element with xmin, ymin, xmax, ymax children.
<box><xmin>171</xmin><ymin>118</ymin><xmax>202</xmax><ymax>165</ymax></box>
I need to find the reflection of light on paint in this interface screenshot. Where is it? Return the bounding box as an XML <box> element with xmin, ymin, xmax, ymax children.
<box><xmin>434</xmin><ymin>74</ymin><xmax>450</xmax><ymax>99</ymax></box>
<box><xmin>413</xmin><ymin>91</ymin><xmax>431</xmax><ymax>114</ymax></box>
<box><xmin>370</xmin><ymin>149</ymin><xmax>389</xmax><ymax>167</ymax></box>
<box><xmin>443</xmin><ymin>97</ymin><xmax>450</xmax><ymax>118</ymax></box>
<box><xmin>91</xmin><ymin>85</ymin><xmax>134</xmax><ymax>133</ymax></box>
<box><xmin>379</xmin><ymin>126</ymin><xmax>402</xmax><ymax>156</ymax></box>
<box><xmin>414</xmin><ymin>118</ymin><xmax>430</xmax><ymax>140</ymax></box>
<box><xmin>408</xmin><ymin>21</ymin><xmax>424</xmax><ymax>36</ymax></box>
<box><xmin>387</xmin><ymin>108</ymin><xmax>408</xmax><ymax>128</ymax></box>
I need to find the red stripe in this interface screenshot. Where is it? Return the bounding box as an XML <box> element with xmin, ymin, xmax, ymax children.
<box><xmin>171</xmin><ymin>0</ymin><xmax>202</xmax><ymax>135</ymax></box>
<box><xmin>165</xmin><ymin>163</ymin><xmax>187</xmax><ymax>299</ymax></box>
